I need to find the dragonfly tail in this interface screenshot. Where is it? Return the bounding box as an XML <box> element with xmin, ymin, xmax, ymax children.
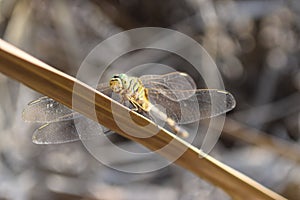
<box><xmin>166</xmin><ymin>118</ymin><xmax>189</xmax><ymax>138</ymax></box>
<box><xmin>150</xmin><ymin>105</ymin><xmax>189</xmax><ymax>138</ymax></box>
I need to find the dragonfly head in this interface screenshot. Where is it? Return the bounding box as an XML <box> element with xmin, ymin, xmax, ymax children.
<box><xmin>109</xmin><ymin>73</ymin><xmax>129</xmax><ymax>93</ymax></box>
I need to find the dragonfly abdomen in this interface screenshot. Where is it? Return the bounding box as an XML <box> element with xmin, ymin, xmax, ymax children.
<box><xmin>150</xmin><ymin>105</ymin><xmax>189</xmax><ymax>138</ymax></box>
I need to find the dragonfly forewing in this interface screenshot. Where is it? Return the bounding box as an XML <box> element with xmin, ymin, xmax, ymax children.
<box><xmin>141</xmin><ymin>72</ymin><xmax>197</xmax><ymax>101</ymax></box>
<box><xmin>23</xmin><ymin>96</ymin><xmax>79</xmax><ymax>123</ymax></box>
<box><xmin>23</xmin><ymin>83</ymin><xmax>113</xmax><ymax>123</ymax></box>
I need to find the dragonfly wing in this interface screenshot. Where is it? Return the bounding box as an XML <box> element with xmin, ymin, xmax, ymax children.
<box><xmin>141</xmin><ymin>72</ymin><xmax>197</xmax><ymax>101</ymax></box>
<box><xmin>23</xmin><ymin>96</ymin><xmax>79</xmax><ymax>123</ymax></box>
<box><xmin>27</xmin><ymin>82</ymin><xmax>113</xmax><ymax>144</ymax></box>
<box><xmin>148</xmin><ymin>89</ymin><xmax>236</xmax><ymax>124</ymax></box>
<box><xmin>193</xmin><ymin>89</ymin><xmax>236</xmax><ymax>119</ymax></box>
<box><xmin>32</xmin><ymin>116</ymin><xmax>107</xmax><ymax>144</ymax></box>
<box><xmin>32</xmin><ymin>121</ymin><xmax>80</xmax><ymax>144</ymax></box>
<box><xmin>23</xmin><ymin>83</ymin><xmax>112</xmax><ymax>123</ymax></box>
<box><xmin>73</xmin><ymin>117</ymin><xmax>104</xmax><ymax>140</ymax></box>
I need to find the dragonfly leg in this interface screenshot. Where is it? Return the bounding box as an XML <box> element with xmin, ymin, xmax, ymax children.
<box><xmin>130</xmin><ymin>102</ymin><xmax>139</xmax><ymax>111</ymax></box>
<box><xmin>127</xmin><ymin>97</ymin><xmax>142</xmax><ymax>112</ymax></box>
<box><xmin>131</xmin><ymin>102</ymin><xmax>141</xmax><ymax>112</ymax></box>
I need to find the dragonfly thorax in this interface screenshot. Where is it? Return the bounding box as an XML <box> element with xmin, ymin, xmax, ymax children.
<box><xmin>109</xmin><ymin>73</ymin><xmax>152</xmax><ymax>112</ymax></box>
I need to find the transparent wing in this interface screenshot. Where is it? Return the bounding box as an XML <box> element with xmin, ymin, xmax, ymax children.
<box><xmin>32</xmin><ymin>116</ymin><xmax>107</xmax><ymax>144</ymax></box>
<box><xmin>74</xmin><ymin>116</ymin><xmax>105</xmax><ymax>140</ymax></box>
<box><xmin>140</xmin><ymin>72</ymin><xmax>197</xmax><ymax>101</ymax></box>
<box><xmin>32</xmin><ymin>121</ymin><xmax>80</xmax><ymax>144</ymax></box>
<box><xmin>23</xmin><ymin>82</ymin><xmax>112</xmax><ymax>123</ymax></box>
<box><xmin>148</xmin><ymin>89</ymin><xmax>236</xmax><ymax>124</ymax></box>
<box><xmin>22</xmin><ymin>96</ymin><xmax>79</xmax><ymax>123</ymax></box>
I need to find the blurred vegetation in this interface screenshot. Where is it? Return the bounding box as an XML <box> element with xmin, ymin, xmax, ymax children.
<box><xmin>0</xmin><ymin>0</ymin><xmax>299</xmax><ymax>199</ymax></box>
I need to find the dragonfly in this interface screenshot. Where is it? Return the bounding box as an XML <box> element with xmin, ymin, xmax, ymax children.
<box><xmin>23</xmin><ymin>72</ymin><xmax>236</xmax><ymax>144</ymax></box>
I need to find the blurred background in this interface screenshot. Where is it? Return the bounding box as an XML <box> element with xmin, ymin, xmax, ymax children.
<box><xmin>0</xmin><ymin>0</ymin><xmax>300</xmax><ymax>199</ymax></box>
